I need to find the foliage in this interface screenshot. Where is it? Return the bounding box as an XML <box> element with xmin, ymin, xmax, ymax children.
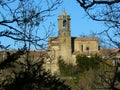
<box><xmin>58</xmin><ymin>59</ymin><xmax>79</xmax><ymax>76</ymax></box>
<box><xmin>0</xmin><ymin>51</ymin><xmax>71</xmax><ymax>90</ymax></box>
<box><xmin>0</xmin><ymin>48</ymin><xmax>25</xmax><ymax>69</ymax></box>
<box><xmin>57</xmin><ymin>54</ymin><xmax>120</xmax><ymax>89</ymax></box>
<box><xmin>76</xmin><ymin>54</ymin><xmax>101</xmax><ymax>73</ymax></box>
<box><xmin>76</xmin><ymin>55</ymin><xmax>120</xmax><ymax>89</ymax></box>
<box><xmin>58</xmin><ymin>55</ymin><xmax>103</xmax><ymax>89</ymax></box>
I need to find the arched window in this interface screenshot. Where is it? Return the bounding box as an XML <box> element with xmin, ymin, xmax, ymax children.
<box><xmin>63</xmin><ymin>20</ymin><xmax>66</xmax><ymax>28</ymax></box>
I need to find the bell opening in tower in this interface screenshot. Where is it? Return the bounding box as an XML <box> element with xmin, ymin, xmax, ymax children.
<box><xmin>63</xmin><ymin>20</ymin><xmax>66</xmax><ymax>29</ymax></box>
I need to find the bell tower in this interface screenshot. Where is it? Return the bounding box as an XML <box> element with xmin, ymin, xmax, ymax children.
<box><xmin>58</xmin><ymin>10</ymin><xmax>72</xmax><ymax>63</ymax></box>
<box><xmin>58</xmin><ymin>9</ymin><xmax>71</xmax><ymax>37</ymax></box>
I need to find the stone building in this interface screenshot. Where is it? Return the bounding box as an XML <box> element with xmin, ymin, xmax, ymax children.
<box><xmin>48</xmin><ymin>10</ymin><xmax>99</xmax><ymax>63</ymax></box>
<box><xmin>47</xmin><ymin>10</ymin><xmax>99</xmax><ymax>73</ymax></box>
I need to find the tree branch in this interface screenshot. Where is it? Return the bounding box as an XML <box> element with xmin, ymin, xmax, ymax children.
<box><xmin>77</xmin><ymin>0</ymin><xmax>120</xmax><ymax>9</ymax></box>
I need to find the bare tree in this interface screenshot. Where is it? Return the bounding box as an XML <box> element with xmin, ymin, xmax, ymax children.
<box><xmin>76</xmin><ymin>0</ymin><xmax>120</xmax><ymax>48</ymax></box>
<box><xmin>0</xmin><ymin>0</ymin><xmax>62</xmax><ymax>50</ymax></box>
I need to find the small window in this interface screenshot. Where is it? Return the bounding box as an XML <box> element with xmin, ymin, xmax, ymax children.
<box><xmin>86</xmin><ymin>47</ymin><xmax>89</xmax><ymax>51</ymax></box>
<box><xmin>81</xmin><ymin>45</ymin><xmax>83</xmax><ymax>52</ymax></box>
<box><xmin>63</xmin><ymin>20</ymin><xmax>66</xmax><ymax>28</ymax></box>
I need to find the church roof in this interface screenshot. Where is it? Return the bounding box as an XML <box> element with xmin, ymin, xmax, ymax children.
<box><xmin>49</xmin><ymin>37</ymin><xmax>98</xmax><ymax>42</ymax></box>
<box><xmin>72</xmin><ymin>37</ymin><xmax>98</xmax><ymax>41</ymax></box>
<box><xmin>49</xmin><ymin>37</ymin><xmax>98</xmax><ymax>47</ymax></box>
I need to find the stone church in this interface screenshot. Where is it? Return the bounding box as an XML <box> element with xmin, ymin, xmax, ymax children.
<box><xmin>47</xmin><ymin>10</ymin><xmax>99</xmax><ymax>73</ymax></box>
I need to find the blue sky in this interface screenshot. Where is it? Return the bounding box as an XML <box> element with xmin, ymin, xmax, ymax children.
<box><xmin>50</xmin><ymin>0</ymin><xmax>105</xmax><ymax>37</ymax></box>
<box><xmin>0</xmin><ymin>0</ymin><xmax>107</xmax><ymax>50</ymax></box>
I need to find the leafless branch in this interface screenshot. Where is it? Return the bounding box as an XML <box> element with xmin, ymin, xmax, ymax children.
<box><xmin>0</xmin><ymin>0</ymin><xmax>62</xmax><ymax>50</ymax></box>
<box><xmin>77</xmin><ymin>0</ymin><xmax>120</xmax><ymax>9</ymax></box>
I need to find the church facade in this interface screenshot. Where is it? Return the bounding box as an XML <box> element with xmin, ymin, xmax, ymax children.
<box><xmin>47</xmin><ymin>10</ymin><xmax>99</xmax><ymax>73</ymax></box>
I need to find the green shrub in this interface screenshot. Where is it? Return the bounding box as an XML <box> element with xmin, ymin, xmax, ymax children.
<box><xmin>76</xmin><ymin>54</ymin><xmax>101</xmax><ymax>73</ymax></box>
<box><xmin>58</xmin><ymin>59</ymin><xmax>79</xmax><ymax>76</ymax></box>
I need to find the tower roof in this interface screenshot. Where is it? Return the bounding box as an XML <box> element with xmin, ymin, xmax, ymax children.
<box><xmin>62</xmin><ymin>9</ymin><xmax>67</xmax><ymax>16</ymax></box>
<box><xmin>58</xmin><ymin>10</ymin><xmax>70</xmax><ymax>20</ymax></box>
